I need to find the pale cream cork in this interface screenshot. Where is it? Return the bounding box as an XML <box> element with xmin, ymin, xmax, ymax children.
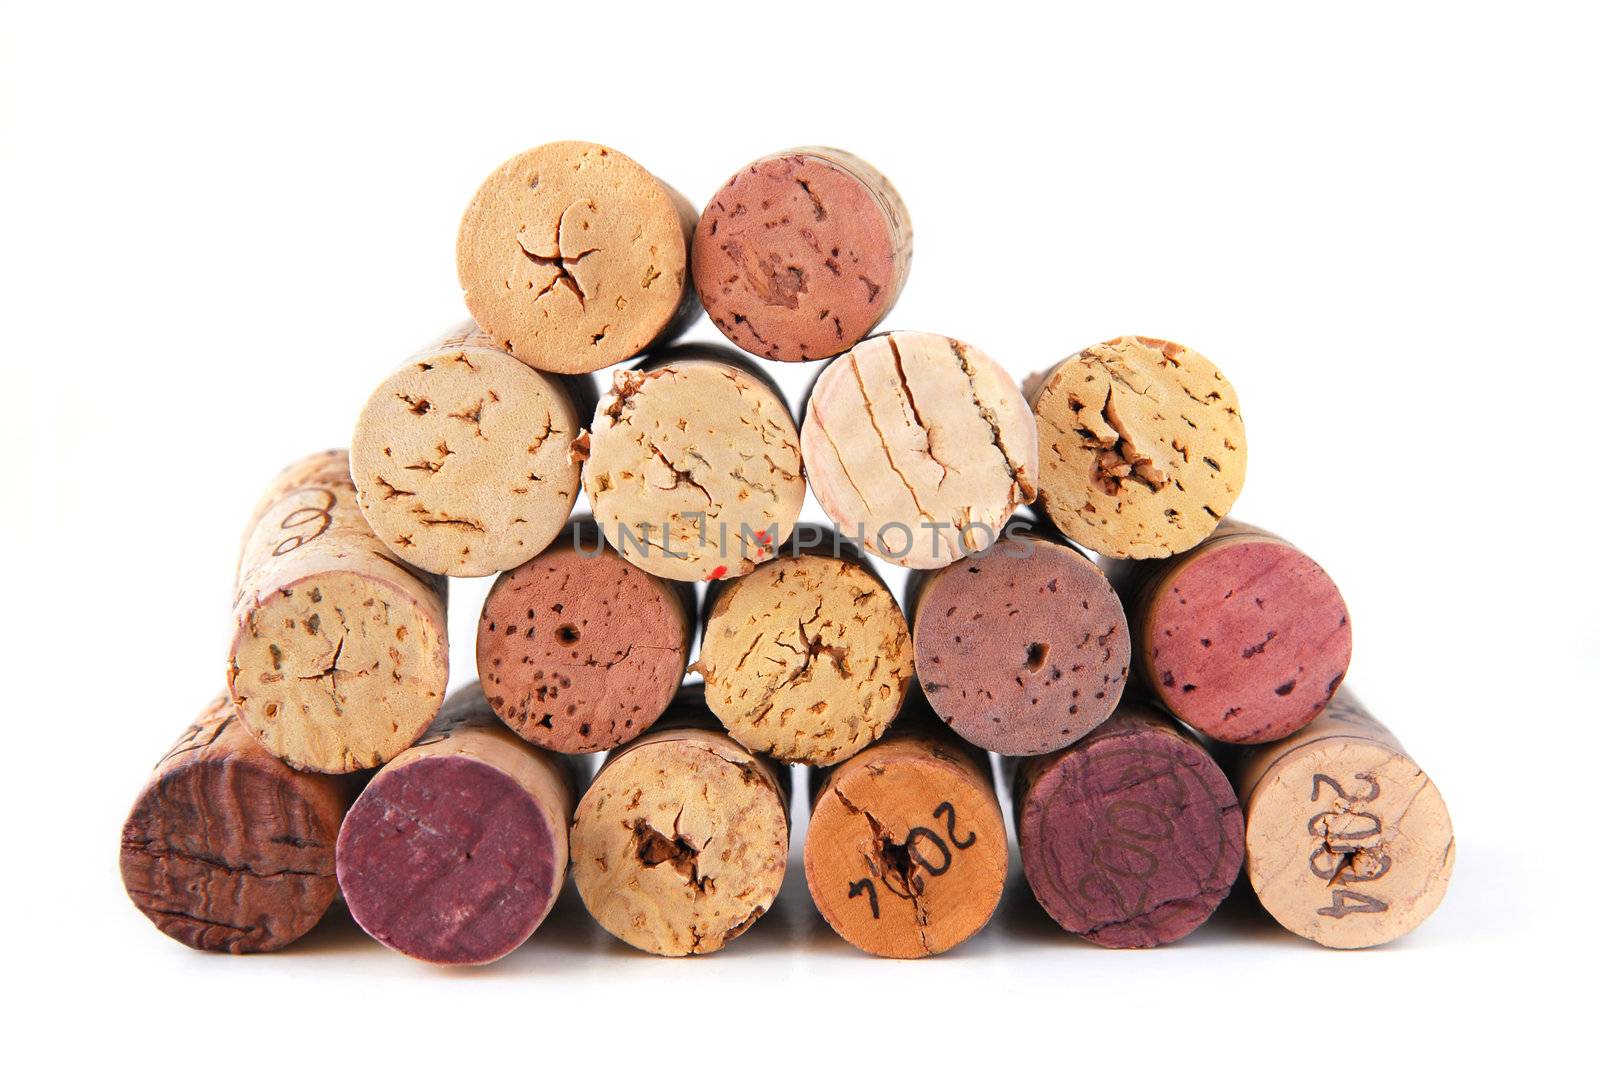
<box><xmin>351</xmin><ymin>323</ymin><xmax>588</xmax><ymax>577</ymax></box>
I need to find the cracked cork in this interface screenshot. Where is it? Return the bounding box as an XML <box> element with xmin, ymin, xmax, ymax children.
<box><xmin>1233</xmin><ymin>690</ymin><xmax>1454</xmax><ymax>949</ymax></box>
<box><xmin>1027</xmin><ymin>336</ymin><xmax>1246</xmax><ymax>559</ymax></box>
<box><xmin>801</xmin><ymin>331</ymin><xmax>1038</xmax><ymax>569</ymax></box>
<box><xmin>351</xmin><ymin>323</ymin><xmax>589</xmax><ymax>577</ymax></box>
<box><xmin>336</xmin><ymin>682</ymin><xmax>578</xmax><ymax>965</ymax></box>
<box><xmin>120</xmin><ymin>695</ymin><xmax>355</xmax><ymax>953</ymax></box>
<box><xmin>570</xmin><ymin>713</ymin><xmax>789</xmax><ymax>957</ymax></box>
<box><xmin>693</xmin><ymin>147</ymin><xmax>912</xmax><ymax>362</ymax></box>
<box><xmin>910</xmin><ymin>526</ymin><xmax>1130</xmax><ymax>755</ymax></box>
<box><xmin>457</xmin><ymin>141</ymin><xmax>699</xmax><ymax>374</ymax></box>
<box><xmin>1105</xmin><ymin>519</ymin><xmax>1352</xmax><ymax>744</ymax></box>
<box><xmin>1014</xmin><ymin>699</ymin><xmax>1244</xmax><ymax>948</ymax></box>
<box><xmin>477</xmin><ymin>519</ymin><xmax>694</xmax><ymax>753</ymax></box>
<box><xmin>697</xmin><ymin>543</ymin><xmax>914</xmax><ymax>765</ymax></box>
<box><xmin>228</xmin><ymin>449</ymin><xmax>449</xmax><ymax>774</ymax></box>
<box><xmin>579</xmin><ymin>345</ymin><xmax>805</xmax><ymax>582</ymax></box>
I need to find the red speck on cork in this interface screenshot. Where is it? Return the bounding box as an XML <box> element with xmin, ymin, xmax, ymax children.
<box><xmin>755</xmin><ymin>531</ymin><xmax>771</xmax><ymax>544</ymax></box>
<box><xmin>707</xmin><ymin>566</ymin><xmax>728</xmax><ymax>581</ymax></box>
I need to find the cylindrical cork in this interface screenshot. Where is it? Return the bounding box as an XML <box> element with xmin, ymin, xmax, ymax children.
<box><xmin>576</xmin><ymin>344</ymin><xmax>805</xmax><ymax>582</ymax></box>
<box><xmin>1026</xmin><ymin>336</ymin><xmax>1246</xmax><ymax>559</ymax></box>
<box><xmin>805</xmin><ymin>702</ymin><xmax>1007</xmax><ymax>958</ymax></box>
<box><xmin>697</xmin><ymin>527</ymin><xmax>914</xmax><ymax>765</ymax></box>
<box><xmin>120</xmin><ymin>696</ymin><xmax>354</xmax><ymax>953</ymax></box>
<box><xmin>335</xmin><ymin>682</ymin><xmax>579</xmax><ymax>965</ymax></box>
<box><xmin>693</xmin><ymin>147</ymin><xmax>912</xmax><ymax>362</ymax></box>
<box><xmin>350</xmin><ymin>323</ymin><xmax>592</xmax><ymax>577</ymax></box>
<box><xmin>570</xmin><ymin>695</ymin><xmax>790</xmax><ymax>956</ymax></box>
<box><xmin>801</xmin><ymin>331</ymin><xmax>1038</xmax><ymax>569</ymax></box>
<box><xmin>909</xmin><ymin>525</ymin><xmax>1130</xmax><ymax>755</ymax></box>
<box><xmin>1105</xmin><ymin>519</ymin><xmax>1352</xmax><ymax>744</ymax></box>
<box><xmin>476</xmin><ymin>518</ymin><xmax>694</xmax><ymax>753</ymax></box>
<box><xmin>457</xmin><ymin>141</ymin><xmax>698</xmax><ymax>374</ymax></box>
<box><xmin>228</xmin><ymin>449</ymin><xmax>449</xmax><ymax>773</ymax></box>
<box><xmin>1013</xmin><ymin>699</ymin><xmax>1244</xmax><ymax>948</ymax></box>
<box><xmin>1233</xmin><ymin>690</ymin><xmax>1454</xmax><ymax>949</ymax></box>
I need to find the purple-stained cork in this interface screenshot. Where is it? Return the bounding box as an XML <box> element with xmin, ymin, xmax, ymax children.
<box><xmin>1014</xmin><ymin>701</ymin><xmax>1243</xmax><ymax>948</ymax></box>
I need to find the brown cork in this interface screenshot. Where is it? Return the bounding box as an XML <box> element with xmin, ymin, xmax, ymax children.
<box><xmin>805</xmin><ymin>708</ymin><xmax>1007</xmax><ymax>957</ymax></box>
<box><xmin>457</xmin><ymin>141</ymin><xmax>698</xmax><ymax>374</ymax></box>
<box><xmin>350</xmin><ymin>323</ymin><xmax>590</xmax><ymax>577</ymax></box>
<box><xmin>570</xmin><ymin>702</ymin><xmax>789</xmax><ymax>956</ymax></box>
<box><xmin>120</xmin><ymin>696</ymin><xmax>355</xmax><ymax>953</ymax></box>
<box><xmin>1027</xmin><ymin>336</ymin><xmax>1246</xmax><ymax>559</ymax></box>
<box><xmin>228</xmin><ymin>450</ymin><xmax>449</xmax><ymax>774</ymax></box>
<box><xmin>576</xmin><ymin>344</ymin><xmax>805</xmax><ymax>582</ymax></box>
<box><xmin>696</xmin><ymin>536</ymin><xmax>914</xmax><ymax>765</ymax></box>
<box><xmin>1233</xmin><ymin>690</ymin><xmax>1454</xmax><ymax>949</ymax></box>
<box><xmin>477</xmin><ymin>518</ymin><xmax>694</xmax><ymax>753</ymax></box>
<box><xmin>693</xmin><ymin>147</ymin><xmax>912</xmax><ymax>362</ymax></box>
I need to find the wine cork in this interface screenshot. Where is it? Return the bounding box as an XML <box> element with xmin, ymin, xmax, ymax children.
<box><xmin>457</xmin><ymin>141</ymin><xmax>698</xmax><ymax>374</ymax></box>
<box><xmin>1233</xmin><ymin>690</ymin><xmax>1454</xmax><ymax>948</ymax></box>
<box><xmin>801</xmin><ymin>331</ymin><xmax>1038</xmax><ymax>569</ymax></box>
<box><xmin>228</xmin><ymin>449</ymin><xmax>449</xmax><ymax>774</ymax></box>
<box><xmin>697</xmin><ymin>532</ymin><xmax>914</xmax><ymax>765</ymax></box>
<box><xmin>335</xmin><ymin>683</ymin><xmax>579</xmax><ymax>965</ymax></box>
<box><xmin>693</xmin><ymin>147</ymin><xmax>912</xmax><ymax>362</ymax></box>
<box><xmin>1106</xmin><ymin>520</ymin><xmax>1352</xmax><ymax>744</ymax></box>
<box><xmin>1013</xmin><ymin>699</ymin><xmax>1244</xmax><ymax>948</ymax></box>
<box><xmin>570</xmin><ymin>701</ymin><xmax>789</xmax><ymax>956</ymax></box>
<box><xmin>1027</xmin><ymin>336</ymin><xmax>1245</xmax><ymax>559</ymax></box>
<box><xmin>805</xmin><ymin>707</ymin><xmax>1007</xmax><ymax>957</ymax></box>
<box><xmin>576</xmin><ymin>344</ymin><xmax>805</xmax><ymax>582</ymax></box>
<box><xmin>909</xmin><ymin>525</ymin><xmax>1130</xmax><ymax>755</ymax></box>
<box><xmin>120</xmin><ymin>696</ymin><xmax>354</xmax><ymax>953</ymax></box>
<box><xmin>350</xmin><ymin>323</ymin><xmax>590</xmax><ymax>577</ymax></box>
<box><xmin>476</xmin><ymin>518</ymin><xmax>694</xmax><ymax>753</ymax></box>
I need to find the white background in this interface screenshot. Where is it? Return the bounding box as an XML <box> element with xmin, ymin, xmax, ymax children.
<box><xmin>7</xmin><ymin>1</ymin><xmax>1595</xmax><ymax>1064</ymax></box>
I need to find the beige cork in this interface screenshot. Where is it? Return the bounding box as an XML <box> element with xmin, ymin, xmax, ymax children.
<box><xmin>1027</xmin><ymin>336</ymin><xmax>1246</xmax><ymax>559</ymax></box>
<box><xmin>570</xmin><ymin>710</ymin><xmax>789</xmax><ymax>956</ymax></box>
<box><xmin>1234</xmin><ymin>690</ymin><xmax>1454</xmax><ymax>949</ymax></box>
<box><xmin>801</xmin><ymin>331</ymin><xmax>1038</xmax><ymax>569</ymax></box>
<box><xmin>457</xmin><ymin>141</ymin><xmax>698</xmax><ymax>374</ymax></box>
<box><xmin>697</xmin><ymin>539</ymin><xmax>914</xmax><ymax>765</ymax></box>
<box><xmin>576</xmin><ymin>345</ymin><xmax>805</xmax><ymax>582</ymax></box>
<box><xmin>351</xmin><ymin>323</ymin><xmax>589</xmax><ymax>577</ymax></box>
<box><xmin>228</xmin><ymin>450</ymin><xmax>449</xmax><ymax>773</ymax></box>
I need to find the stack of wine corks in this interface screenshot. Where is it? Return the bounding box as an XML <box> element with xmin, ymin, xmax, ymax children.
<box><xmin>121</xmin><ymin>138</ymin><xmax>1454</xmax><ymax>964</ymax></box>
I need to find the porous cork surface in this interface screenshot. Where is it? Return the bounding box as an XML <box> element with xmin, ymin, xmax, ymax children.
<box><xmin>120</xmin><ymin>696</ymin><xmax>349</xmax><ymax>953</ymax></box>
<box><xmin>1015</xmin><ymin>702</ymin><xmax>1243</xmax><ymax>948</ymax></box>
<box><xmin>350</xmin><ymin>324</ymin><xmax>584</xmax><ymax>577</ymax></box>
<box><xmin>1235</xmin><ymin>691</ymin><xmax>1454</xmax><ymax>949</ymax></box>
<box><xmin>457</xmin><ymin>141</ymin><xmax>697</xmax><ymax>373</ymax></box>
<box><xmin>228</xmin><ymin>450</ymin><xmax>449</xmax><ymax>774</ymax></box>
<box><xmin>571</xmin><ymin>727</ymin><xmax>788</xmax><ymax>956</ymax></box>
<box><xmin>698</xmin><ymin>554</ymin><xmax>914</xmax><ymax>765</ymax></box>
<box><xmin>578</xmin><ymin>350</ymin><xmax>804</xmax><ymax>582</ymax></box>
<box><xmin>1028</xmin><ymin>336</ymin><xmax>1245</xmax><ymax>559</ymax></box>
<box><xmin>913</xmin><ymin>532</ymin><xmax>1130</xmax><ymax>755</ymax></box>
<box><xmin>693</xmin><ymin>147</ymin><xmax>911</xmax><ymax>362</ymax></box>
<box><xmin>806</xmin><ymin>731</ymin><xmax>1007</xmax><ymax>958</ymax></box>
<box><xmin>801</xmin><ymin>331</ymin><xmax>1038</xmax><ymax>569</ymax></box>
<box><xmin>477</xmin><ymin>533</ymin><xmax>692</xmax><ymax>752</ymax></box>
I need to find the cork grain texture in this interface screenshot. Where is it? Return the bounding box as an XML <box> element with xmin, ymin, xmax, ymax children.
<box><xmin>457</xmin><ymin>141</ymin><xmax>698</xmax><ymax>374</ymax></box>
<box><xmin>801</xmin><ymin>331</ymin><xmax>1038</xmax><ymax>569</ymax></box>
<box><xmin>1028</xmin><ymin>336</ymin><xmax>1245</xmax><ymax>559</ymax></box>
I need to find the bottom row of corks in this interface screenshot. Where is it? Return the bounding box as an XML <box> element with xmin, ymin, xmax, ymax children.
<box><xmin>120</xmin><ymin>677</ymin><xmax>1454</xmax><ymax>961</ymax></box>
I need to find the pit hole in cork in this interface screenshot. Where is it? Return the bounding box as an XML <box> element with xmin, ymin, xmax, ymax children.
<box><xmin>876</xmin><ymin>835</ymin><xmax>924</xmax><ymax>898</ymax></box>
<box><xmin>556</xmin><ymin>624</ymin><xmax>581</xmax><ymax>647</ymax></box>
<box><xmin>1026</xmin><ymin>643</ymin><xmax>1050</xmax><ymax>673</ymax></box>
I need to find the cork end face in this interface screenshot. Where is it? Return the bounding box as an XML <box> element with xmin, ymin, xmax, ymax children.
<box><xmin>1146</xmin><ymin>538</ymin><xmax>1352</xmax><ymax>744</ymax></box>
<box><xmin>337</xmin><ymin>754</ymin><xmax>560</xmax><ymax>965</ymax></box>
<box><xmin>229</xmin><ymin>571</ymin><xmax>448</xmax><ymax>773</ymax></box>
<box><xmin>1032</xmin><ymin>336</ymin><xmax>1246</xmax><ymax>559</ymax></box>
<box><xmin>800</xmin><ymin>331</ymin><xmax>1039</xmax><ymax>570</ymax></box>
<box><xmin>456</xmin><ymin>141</ymin><xmax>692</xmax><ymax>374</ymax></box>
